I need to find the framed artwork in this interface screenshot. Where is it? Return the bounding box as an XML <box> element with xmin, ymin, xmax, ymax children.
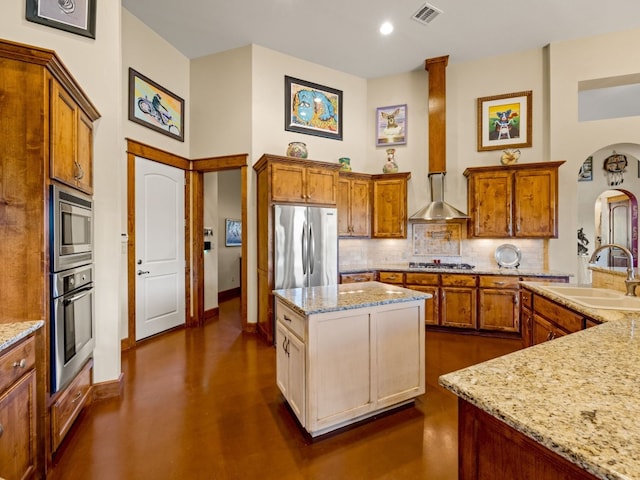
<box><xmin>376</xmin><ymin>104</ymin><xmax>407</xmax><ymax>146</ymax></box>
<box><xmin>477</xmin><ymin>91</ymin><xmax>532</xmax><ymax>151</ymax></box>
<box><xmin>26</xmin><ymin>0</ymin><xmax>96</xmax><ymax>39</ymax></box>
<box><xmin>578</xmin><ymin>156</ymin><xmax>593</xmax><ymax>182</ymax></box>
<box><xmin>225</xmin><ymin>219</ymin><xmax>242</xmax><ymax>247</ymax></box>
<box><xmin>128</xmin><ymin>68</ymin><xmax>185</xmax><ymax>142</ymax></box>
<box><xmin>284</xmin><ymin>76</ymin><xmax>342</xmax><ymax>140</ymax></box>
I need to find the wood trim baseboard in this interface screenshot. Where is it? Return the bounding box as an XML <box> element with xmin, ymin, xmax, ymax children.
<box><xmin>218</xmin><ymin>287</ymin><xmax>241</xmax><ymax>302</ymax></box>
<box><xmin>92</xmin><ymin>372</ymin><xmax>124</xmax><ymax>402</ymax></box>
<box><xmin>205</xmin><ymin>307</ymin><xmax>219</xmax><ymax>320</ymax></box>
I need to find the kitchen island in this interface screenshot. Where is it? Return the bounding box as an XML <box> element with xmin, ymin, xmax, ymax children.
<box><xmin>439</xmin><ymin>286</ymin><xmax>640</xmax><ymax>480</ymax></box>
<box><xmin>273</xmin><ymin>281</ymin><xmax>431</xmax><ymax>437</ymax></box>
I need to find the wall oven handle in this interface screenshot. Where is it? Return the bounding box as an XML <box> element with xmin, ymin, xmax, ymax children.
<box><xmin>63</xmin><ymin>287</ymin><xmax>93</xmax><ymax>305</ymax></box>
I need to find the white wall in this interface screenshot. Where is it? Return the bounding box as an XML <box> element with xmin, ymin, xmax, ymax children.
<box><xmin>203</xmin><ymin>172</ymin><xmax>218</xmax><ymax>310</ymax></box>
<box><xmin>0</xmin><ymin>3</ymin><xmax>123</xmax><ymax>384</ymax></box>
<box><xmin>218</xmin><ymin>170</ymin><xmax>242</xmax><ymax>293</ymax></box>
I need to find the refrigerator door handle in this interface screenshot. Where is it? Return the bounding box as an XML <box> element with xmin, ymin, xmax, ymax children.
<box><xmin>301</xmin><ymin>221</ymin><xmax>307</xmax><ymax>275</ymax></box>
<box><xmin>309</xmin><ymin>222</ymin><xmax>315</xmax><ymax>275</ymax></box>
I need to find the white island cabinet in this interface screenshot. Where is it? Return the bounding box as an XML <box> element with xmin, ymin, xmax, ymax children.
<box><xmin>274</xmin><ymin>281</ymin><xmax>430</xmax><ymax>437</ymax></box>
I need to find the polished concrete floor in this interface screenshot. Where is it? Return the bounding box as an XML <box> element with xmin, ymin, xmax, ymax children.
<box><xmin>47</xmin><ymin>297</ymin><xmax>522</xmax><ymax>479</ymax></box>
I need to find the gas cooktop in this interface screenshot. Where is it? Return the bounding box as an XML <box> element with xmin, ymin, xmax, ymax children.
<box><xmin>409</xmin><ymin>262</ymin><xmax>475</xmax><ymax>270</ymax></box>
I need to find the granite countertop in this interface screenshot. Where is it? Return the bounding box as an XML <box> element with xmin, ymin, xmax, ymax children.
<box><xmin>340</xmin><ymin>263</ymin><xmax>571</xmax><ymax>277</ymax></box>
<box><xmin>0</xmin><ymin>321</ymin><xmax>44</xmax><ymax>354</ymax></box>
<box><xmin>440</xmin><ymin>286</ymin><xmax>640</xmax><ymax>480</ymax></box>
<box><xmin>273</xmin><ymin>281</ymin><xmax>431</xmax><ymax>316</ymax></box>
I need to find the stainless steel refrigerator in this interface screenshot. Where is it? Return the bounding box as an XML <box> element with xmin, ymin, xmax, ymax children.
<box><xmin>274</xmin><ymin>205</ymin><xmax>338</xmax><ymax>290</ymax></box>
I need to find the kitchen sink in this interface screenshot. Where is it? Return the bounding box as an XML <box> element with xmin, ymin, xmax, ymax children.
<box><xmin>568</xmin><ymin>296</ymin><xmax>640</xmax><ymax>311</ymax></box>
<box><xmin>537</xmin><ymin>286</ymin><xmax>622</xmax><ymax>298</ymax></box>
<box><xmin>536</xmin><ymin>285</ymin><xmax>640</xmax><ymax>311</ymax></box>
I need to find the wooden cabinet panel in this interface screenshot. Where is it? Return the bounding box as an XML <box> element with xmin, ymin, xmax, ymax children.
<box><xmin>514</xmin><ymin>168</ymin><xmax>558</xmax><ymax>237</ymax></box>
<box><xmin>464</xmin><ymin>162</ymin><xmax>564</xmax><ymax>238</ymax></box>
<box><xmin>371</xmin><ymin>173</ymin><xmax>410</xmax><ymax>238</ymax></box>
<box><xmin>271</xmin><ymin>162</ymin><xmax>306</xmax><ymax>203</ymax></box>
<box><xmin>442</xmin><ymin>274</ymin><xmax>477</xmax><ymax>287</ymax></box>
<box><xmin>532</xmin><ymin>313</ymin><xmax>567</xmax><ymax>344</ymax></box>
<box><xmin>441</xmin><ymin>287</ymin><xmax>477</xmax><ymax>329</ymax></box>
<box><xmin>306</xmin><ymin>167</ymin><xmax>337</xmax><ymax>205</ymax></box>
<box><xmin>378</xmin><ymin>271</ymin><xmax>404</xmax><ymax>284</ymax></box>
<box><xmin>467</xmin><ymin>170</ymin><xmax>513</xmax><ymax>237</ymax></box>
<box><xmin>338</xmin><ymin>173</ymin><xmax>370</xmax><ymax>237</ymax></box>
<box><xmin>50</xmin><ymin>82</ymin><xmax>94</xmax><ymax>194</ymax></box>
<box><xmin>51</xmin><ymin>360</ymin><xmax>92</xmax><ymax>452</ymax></box>
<box><xmin>520</xmin><ymin>304</ymin><xmax>533</xmax><ymax>347</ymax></box>
<box><xmin>276</xmin><ymin>322</ymin><xmax>306</xmax><ymax>426</ymax></box>
<box><xmin>479</xmin><ymin>289</ymin><xmax>519</xmax><ymax>332</ymax></box>
<box><xmin>405</xmin><ymin>272</ymin><xmax>439</xmax><ymax>286</ymax></box>
<box><xmin>534</xmin><ymin>296</ymin><xmax>583</xmax><ymax>333</ymax></box>
<box><xmin>340</xmin><ymin>272</ymin><xmax>375</xmax><ymax>283</ymax></box>
<box><xmin>406</xmin><ymin>285</ymin><xmax>439</xmax><ymax>325</ymax></box>
<box><xmin>0</xmin><ymin>370</ymin><xmax>37</xmax><ymax>480</ymax></box>
<box><xmin>459</xmin><ymin>400</ymin><xmax>599</xmax><ymax>480</ymax></box>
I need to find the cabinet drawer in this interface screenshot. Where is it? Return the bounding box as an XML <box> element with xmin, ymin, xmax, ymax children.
<box><xmin>340</xmin><ymin>272</ymin><xmax>375</xmax><ymax>283</ymax></box>
<box><xmin>405</xmin><ymin>272</ymin><xmax>439</xmax><ymax>286</ymax></box>
<box><xmin>378</xmin><ymin>271</ymin><xmax>404</xmax><ymax>284</ymax></box>
<box><xmin>51</xmin><ymin>359</ymin><xmax>92</xmax><ymax>452</ymax></box>
<box><xmin>0</xmin><ymin>335</ymin><xmax>36</xmax><ymax>393</ymax></box>
<box><xmin>276</xmin><ymin>300</ymin><xmax>306</xmax><ymax>340</ymax></box>
<box><xmin>479</xmin><ymin>275</ymin><xmax>519</xmax><ymax>289</ymax></box>
<box><xmin>441</xmin><ymin>274</ymin><xmax>477</xmax><ymax>287</ymax></box>
<box><xmin>534</xmin><ymin>295</ymin><xmax>583</xmax><ymax>333</ymax></box>
<box><xmin>520</xmin><ymin>289</ymin><xmax>533</xmax><ymax>309</ymax></box>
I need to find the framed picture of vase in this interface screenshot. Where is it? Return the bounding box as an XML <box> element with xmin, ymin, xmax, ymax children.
<box><xmin>26</xmin><ymin>0</ymin><xmax>97</xmax><ymax>39</ymax></box>
<box><xmin>477</xmin><ymin>90</ymin><xmax>532</xmax><ymax>151</ymax></box>
<box><xmin>376</xmin><ymin>104</ymin><xmax>407</xmax><ymax>146</ymax></box>
<box><xmin>284</xmin><ymin>76</ymin><xmax>343</xmax><ymax>140</ymax></box>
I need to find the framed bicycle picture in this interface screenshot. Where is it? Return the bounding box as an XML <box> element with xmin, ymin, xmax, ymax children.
<box><xmin>128</xmin><ymin>68</ymin><xmax>185</xmax><ymax>142</ymax></box>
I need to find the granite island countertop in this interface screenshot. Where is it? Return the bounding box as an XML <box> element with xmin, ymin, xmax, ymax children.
<box><xmin>439</xmin><ymin>287</ymin><xmax>640</xmax><ymax>480</ymax></box>
<box><xmin>273</xmin><ymin>281</ymin><xmax>432</xmax><ymax>316</ymax></box>
<box><xmin>0</xmin><ymin>320</ymin><xmax>44</xmax><ymax>354</ymax></box>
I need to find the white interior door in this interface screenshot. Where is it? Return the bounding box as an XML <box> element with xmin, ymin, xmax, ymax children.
<box><xmin>135</xmin><ymin>157</ymin><xmax>186</xmax><ymax>340</ymax></box>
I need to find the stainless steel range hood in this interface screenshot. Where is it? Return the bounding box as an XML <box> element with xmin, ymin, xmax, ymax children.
<box><xmin>409</xmin><ymin>55</ymin><xmax>469</xmax><ymax>222</ymax></box>
<box><xmin>410</xmin><ymin>172</ymin><xmax>470</xmax><ymax>221</ymax></box>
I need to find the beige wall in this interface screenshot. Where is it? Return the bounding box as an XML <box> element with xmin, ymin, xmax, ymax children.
<box><xmin>0</xmin><ymin>3</ymin><xmax>124</xmax><ymax>384</ymax></box>
<box><xmin>548</xmin><ymin>29</ymin><xmax>640</xmax><ymax>276</ymax></box>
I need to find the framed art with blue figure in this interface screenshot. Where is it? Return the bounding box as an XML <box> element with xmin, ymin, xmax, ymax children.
<box><xmin>284</xmin><ymin>76</ymin><xmax>342</xmax><ymax>140</ymax></box>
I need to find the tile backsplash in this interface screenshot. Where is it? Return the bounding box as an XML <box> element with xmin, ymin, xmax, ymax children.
<box><xmin>339</xmin><ymin>224</ymin><xmax>545</xmax><ymax>270</ymax></box>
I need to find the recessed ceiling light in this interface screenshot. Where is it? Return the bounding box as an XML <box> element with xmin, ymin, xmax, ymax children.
<box><xmin>380</xmin><ymin>21</ymin><xmax>394</xmax><ymax>35</ymax></box>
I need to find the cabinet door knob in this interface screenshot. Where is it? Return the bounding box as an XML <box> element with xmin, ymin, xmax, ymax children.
<box><xmin>13</xmin><ymin>359</ymin><xmax>26</xmax><ymax>369</ymax></box>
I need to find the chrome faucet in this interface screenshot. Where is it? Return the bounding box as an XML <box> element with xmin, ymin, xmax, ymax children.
<box><xmin>589</xmin><ymin>243</ymin><xmax>640</xmax><ymax>296</ymax></box>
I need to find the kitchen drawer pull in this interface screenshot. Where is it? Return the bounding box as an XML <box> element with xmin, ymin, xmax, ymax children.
<box><xmin>495</xmin><ymin>281</ymin><xmax>505</xmax><ymax>285</ymax></box>
<box><xmin>72</xmin><ymin>391</ymin><xmax>83</xmax><ymax>404</ymax></box>
<box><xmin>0</xmin><ymin>423</ymin><xmax>3</xmax><ymax>437</ymax></box>
<box><xmin>283</xmin><ymin>315</ymin><xmax>292</xmax><ymax>322</ymax></box>
<box><xmin>546</xmin><ymin>330</ymin><xmax>556</xmax><ymax>341</ymax></box>
<box><xmin>13</xmin><ymin>358</ymin><xmax>27</xmax><ymax>369</ymax></box>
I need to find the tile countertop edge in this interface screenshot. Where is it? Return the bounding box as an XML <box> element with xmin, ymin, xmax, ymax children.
<box><xmin>273</xmin><ymin>281</ymin><xmax>432</xmax><ymax>316</ymax></box>
<box><xmin>0</xmin><ymin>320</ymin><xmax>45</xmax><ymax>353</ymax></box>
<box><xmin>439</xmin><ymin>317</ymin><xmax>640</xmax><ymax>480</ymax></box>
<box><xmin>340</xmin><ymin>264</ymin><xmax>572</xmax><ymax>277</ymax></box>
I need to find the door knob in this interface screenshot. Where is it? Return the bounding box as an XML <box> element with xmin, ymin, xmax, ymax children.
<box><xmin>137</xmin><ymin>270</ymin><xmax>150</xmax><ymax>275</ymax></box>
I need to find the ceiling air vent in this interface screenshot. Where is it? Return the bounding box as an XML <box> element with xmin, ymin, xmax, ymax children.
<box><xmin>412</xmin><ymin>3</ymin><xmax>442</xmax><ymax>25</ymax></box>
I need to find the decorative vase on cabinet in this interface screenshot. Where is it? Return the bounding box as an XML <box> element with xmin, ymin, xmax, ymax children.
<box><xmin>286</xmin><ymin>142</ymin><xmax>308</xmax><ymax>158</ymax></box>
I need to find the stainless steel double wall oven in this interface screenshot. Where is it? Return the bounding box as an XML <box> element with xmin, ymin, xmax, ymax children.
<box><xmin>50</xmin><ymin>185</ymin><xmax>95</xmax><ymax>393</ymax></box>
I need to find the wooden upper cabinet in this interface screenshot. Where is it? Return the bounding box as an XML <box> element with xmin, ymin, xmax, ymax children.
<box><xmin>338</xmin><ymin>172</ymin><xmax>371</xmax><ymax>237</ymax></box>
<box><xmin>464</xmin><ymin>161</ymin><xmax>564</xmax><ymax>238</ymax></box>
<box><xmin>50</xmin><ymin>80</ymin><xmax>95</xmax><ymax>195</ymax></box>
<box><xmin>270</xmin><ymin>160</ymin><xmax>338</xmax><ymax>205</ymax></box>
<box><xmin>371</xmin><ymin>172</ymin><xmax>411</xmax><ymax>239</ymax></box>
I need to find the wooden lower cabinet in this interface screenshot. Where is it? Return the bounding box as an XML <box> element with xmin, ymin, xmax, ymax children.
<box><xmin>478</xmin><ymin>276</ymin><xmax>520</xmax><ymax>333</ymax></box>
<box><xmin>405</xmin><ymin>273</ymin><xmax>439</xmax><ymax>326</ymax></box>
<box><xmin>441</xmin><ymin>274</ymin><xmax>478</xmax><ymax>329</ymax></box>
<box><xmin>275</xmin><ymin>297</ymin><xmax>425</xmax><ymax>437</ymax></box>
<box><xmin>51</xmin><ymin>359</ymin><xmax>93</xmax><ymax>452</ymax></box>
<box><xmin>521</xmin><ymin>287</ymin><xmax>596</xmax><ymax>347</ymax></box>
<box><xmin>458</xmin><ymin>399</ymin><xmax>598</xmax><ymax>480</ymax></box>
<box><xmin>0</xmin><ymin>335</ymin><xmax>38</xmax><ymax>480</ymax></box>
<box><xmin>340</xmin><ymin>272</ymin><xmax>375</xmax><ymax>284</ymax></box>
